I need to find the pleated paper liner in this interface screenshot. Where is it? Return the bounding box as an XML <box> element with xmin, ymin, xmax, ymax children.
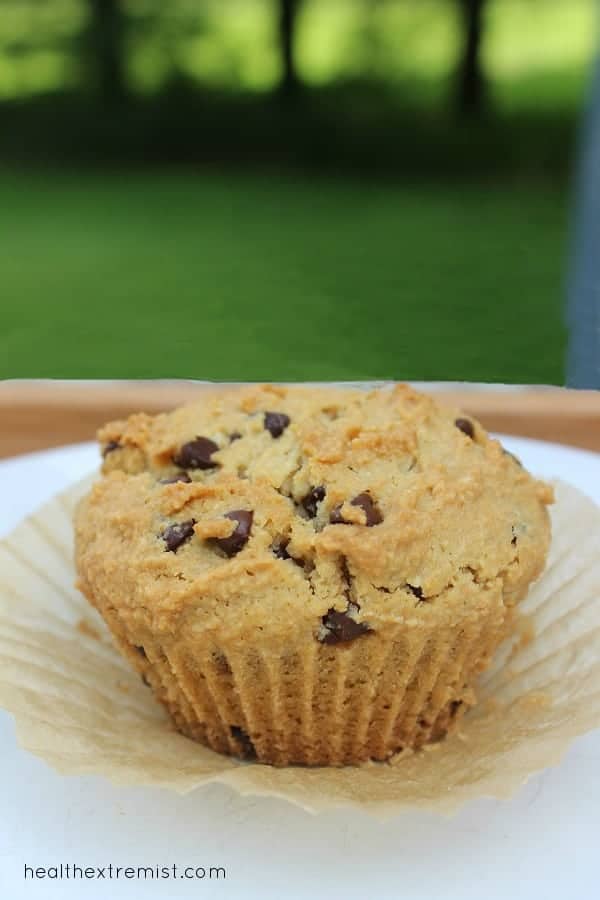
<box><xmin>0</xmin><ymin>476</ymin><xmax>599</xmax><ymax>817</ymax></box>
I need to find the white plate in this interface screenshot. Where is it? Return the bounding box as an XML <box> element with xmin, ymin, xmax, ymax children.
<box><xmin>0</xmin><ymin>438</ymin><xmax>599</xmax><ymax>900</ymax></box>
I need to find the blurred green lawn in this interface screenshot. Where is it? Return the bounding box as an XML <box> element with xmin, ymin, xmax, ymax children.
<box><xmin>0</xmin><ymin>168</ymin><xmax>567</xmax><ymax>383</ymax></box>
<box><xmin>0</xmin><ymin>2</ymin><xmax>589</xmax><ymax>385</ymax></box>
<box><xmin>0</xmin><ymin>0</ymin><xmax>596</xmax><ymax>383</ymax></box>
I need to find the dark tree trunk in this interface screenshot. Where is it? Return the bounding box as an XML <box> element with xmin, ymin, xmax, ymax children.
<box><xmin>278</xmin><ymin>0</ymin><xmax>301</xmax><ymax>98</ymax></box>
<box><xmin>457</xmin><ymin>0</ymin><xmax>486</xmax><ymax>117</ymax></box>
<box><xmin>88</xmin><ymin>0</ymin><xmax>126</xmax><ymax>103</ymax></box>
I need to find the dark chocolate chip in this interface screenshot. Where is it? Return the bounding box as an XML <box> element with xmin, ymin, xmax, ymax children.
<box><xmin>271</xmin><ymin>539</ymin><xmax>304</xmax><ymax>569</ymax></box>
<box><xmin>301</xmin><ymin>485</ymin><xmax>326</xmax><ymax>518</ymax></box>
<box><xmin>351</xmin><ymin>492</ymin><xmax>383</xmax><ymax>526</ymax></box>
<box><xmin>160</xmin><ymin>472</ymin><xmax>192</xmax><ymax>484</ymax></box>
<box><xmin>329</xmin><ymin>492</ymin><xmax>382</xmax><ymax>526</ymax></box>
<box><xmin>229</xmin><ymin>431</ymin><xmax>242</xmax><ymax>443</ymax></box>
<box><xmin>230</xmin><ymin>725</ymin><xmax>256</xmax><ymax>759</ymax></box>
<box><xmin>162</xmin><ymin>519</ymin><xmax>196</xmax><ymax>553</ymax></box>
<box><xmin>173</xmin><ymin>437</ymin><xmax>220</xmax><ymax>470</ymax></box>
<box><xmin>272</xmin><ymin>540</ymin><xmax>304</xmax><ymax>567</ymax></box>
<box><xmin>273</xmin><ymin>541</ymin><xmax>291</xmax><ymax>560</ymax></box>
<box><xmin>320</xmin><ymin>605</ymin><xmax>372</xmax><ymax>644</ymax></box>
<box><xmin>134</xmin><ymin>645</ymin><xmax>147</xmax><ymax>658</ymax></box>
<box><xmin>141</xmin><ymin>673</ymin><xmax>150</xmax><ymax>687</ymax></box>
<box><xmin>407</xmin><ymin>584</ymin><xmax>423</xmax><ymax>600</ymax></box>
<box><xmin>339</xmin><ymin>556</ymin><xmax>352</xmax><ymax>600</ymax></box>
<box><xmin>511</xmin><ymin>526</ymin><xmax>518</xmax><ymax>546</ymax></box>
<box><xmin>102</xmin><ymin>440</ymin><xmax>121</xmax><ymax>458</ymax></box>
<box><xmin>455</xmin><ymin>417</ymin><xmax>475</xmax><ymax>439</ymax></box>
<box><xmin>449</xmin><ymin>700</ymin><xmax>463</xmax><ymax>718</ymax></box>
<box><xmin>215</xmin><ymin>510</ymin><xmax>253</xmax><ymax>557</ymax></box>
<box><xmin>264</xmin><ymin>411</ymin><xmax>290</xmax><ymax>438</ymax></box>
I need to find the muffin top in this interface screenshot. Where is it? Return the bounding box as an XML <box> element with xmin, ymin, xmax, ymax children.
<box><xmin>75</xmin><ymin>384</ymin><xmax>553</xmax><ymax>641</ymax></box>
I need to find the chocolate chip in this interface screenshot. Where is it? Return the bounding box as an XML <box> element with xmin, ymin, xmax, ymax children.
<box><xmin>230</xmin><ymin>725</ymin><xmax>256</xmax><ymax>759</ymax></box>
<box><xmin>455</xmin><ymin>417</ymin><xmax>475</xmax><ymax>439</ymax></box>
<box><xmin>301</xmin><ymin>485</ymin><xmax>325</xmax><ymax>518</ymax></box>
<box><xmin>162</xmin><ymin>519</ymin><xmax>196</xmax><ymax>552</ymax></box>
<box><xmin>102</xmin><ymin>440</ymin><xmax>121</xmax><ymax>457</ymax></box>
<box><xmin>339</xmin><ymin>556</ymin><xmax>352</xmax><ymax>600</ymax></box>
<box><xmin>271</xmin><ymin>539</ymin><xmax>304</xmax><ymax>567</ymax></box>
<box><xmin>264</xmin><ymin>411</ymin><xmax>290</xmax><ymax>438</ymax></box>
<box><xmin>141</xmin><ymin>673</ymin><xmax>150</xmax><ymax>687</ymax></box>
<box><xmin>351</xmin><ymin>492</ymin><xmax>383</xmax><ymax>526</ymax></box>
<box><xmin>449</xmin><ymin>700</ymin><xmax>463</xmax><ymax>718</ymax></box>
<box><xmin>229</xmin><ymin>431</ymin><xmax>242</xmax><ymax>442</ymax></box>
<box><xmin>407</xmin><ymin>584</ymin><xmax>423</xmax><ymax>600</ymax></box>
<box><xmin>273</xmin><ymin>541</ymin><xmax>291</xmax><ymax>560</ymax></box>
<box><xmin>173</xmin><ymin>437</ymin><xmax>220</xmax><ymax>470</ymax></box>
<box><xmin>134</xmin><ymin>645</ymin><xmax>147</xmax><ymax>658</ymax></box>
<box><xmin>320</xmin><ymin>604</ymin><xmax>372</xmax><ymax>644</ymax></box>
<box><xmin>215</xmin><ymin>510</ymin><xmax>253</xmax><ymax>557</ymax></box>
<box><xmin>511</xmin><ymin>526</ymin><xmax>518</xmax><ymax>546</ymax></box>
<box><xmin>160</xmin><ymin>472</ymin><xmax>192</xmax><ymax>484</ymax></box>
<box><xmin>329</xmin><ymin>492</ymin><xmax>382</xmax><ymax>526</ymax></box>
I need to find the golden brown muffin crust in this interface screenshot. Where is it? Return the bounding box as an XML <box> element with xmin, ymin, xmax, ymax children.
<box><xmin>76</xmin><ymin>384</ymin><xmax>553</xmax><ymax>764</ymax></box>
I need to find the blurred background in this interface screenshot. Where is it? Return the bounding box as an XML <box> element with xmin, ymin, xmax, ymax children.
<box><xmin>0</xmin><ymin>0</ymin><xmax>597</xmax><ymax>384</ymax></box>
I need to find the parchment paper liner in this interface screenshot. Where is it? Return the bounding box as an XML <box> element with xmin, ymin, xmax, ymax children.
<box><xmin>0</xmin><ymin>477</ymin><xmax>598</xmax><ymax>818</ymax></box>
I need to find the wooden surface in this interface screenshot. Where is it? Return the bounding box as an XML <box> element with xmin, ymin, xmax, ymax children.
<box><xmin>1</xmin><ymin>381</ymin><xmax>599</xmax><ymax>460</ymax></box>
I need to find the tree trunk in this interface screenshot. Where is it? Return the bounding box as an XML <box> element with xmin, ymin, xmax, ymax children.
<box><xmin>457</xmin><ymin>0</ymin><xmax>486</xmax><ymax>117</ymax></box>
<box><xmin>88</xmin><ymin>0</ymin><xmax>126</xmax><ymax>103</ymax></box>
<box><xmin>278</xmin><ymin>0</ymin><xmax>301</xmax><ymax>98</ymax></box>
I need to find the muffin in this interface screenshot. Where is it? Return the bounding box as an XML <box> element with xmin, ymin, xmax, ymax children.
<box><xmin>75</xmin><ymin>384</ymin><xmax>553</xmax><ymax>766</ymax></box>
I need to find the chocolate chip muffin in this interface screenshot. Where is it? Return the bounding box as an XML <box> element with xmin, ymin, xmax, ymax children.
<box><xmin>75</xmin><ymin>384</ymin><xmax>553</xmax><ymax>766</ymax></box>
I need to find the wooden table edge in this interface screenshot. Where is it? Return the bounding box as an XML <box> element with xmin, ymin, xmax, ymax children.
<box><xmin>1</xmin><ymin>381</ymin><xmax>599</xmax><ymax>458</ymax></box>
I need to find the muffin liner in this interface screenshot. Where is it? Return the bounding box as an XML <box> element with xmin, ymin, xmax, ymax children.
<box><xmin>0</xmin><ymin>477</ymin><xmax>599</xmax><ymax>817</ymax></box>
<box><xmin>88</xmin><ymin>586</ymin><xmax>502</xmax><ymax>766</ymax></box>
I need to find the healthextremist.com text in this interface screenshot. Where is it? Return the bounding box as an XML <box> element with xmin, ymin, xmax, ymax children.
<box><xmin>24</xmin><ymin>863</ymin><xmax>226</xmax><ymax>881</ymax></box>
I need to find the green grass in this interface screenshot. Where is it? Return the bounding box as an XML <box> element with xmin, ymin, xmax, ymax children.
<box><xmin>0</xmin><ymin>168</ymin><xmax>567</xmax><ymax>383</ymax></box>
<box><xmin>0</xmin><ymin>2</ymin><xmax>584</xmax><ymax>384</ymax></box>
